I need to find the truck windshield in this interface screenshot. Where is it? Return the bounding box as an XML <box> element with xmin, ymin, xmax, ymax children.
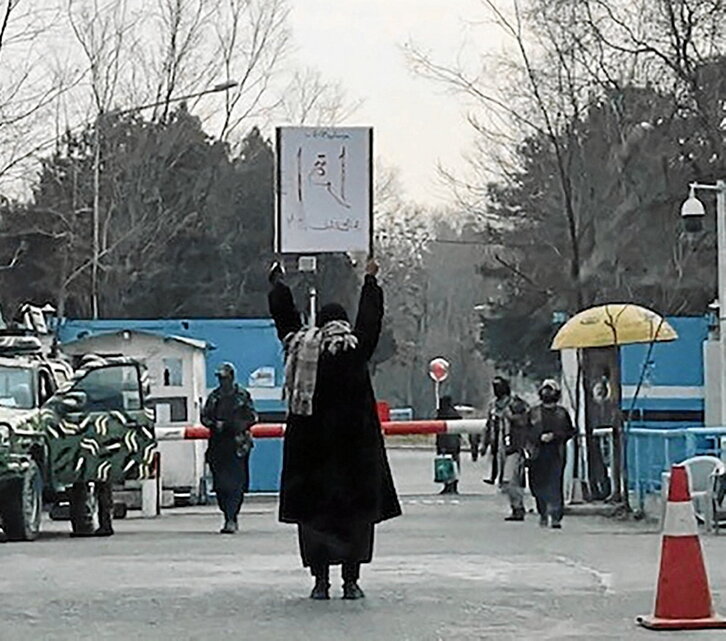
<box><xmin>0</xmin><ymin>366</ymin><xmax>34</xmax><ymax>409</ymax></box>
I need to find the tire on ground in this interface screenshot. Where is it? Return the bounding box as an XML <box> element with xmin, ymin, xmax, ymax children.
<box><xmin>0</xmin><ymin>460</ymin><xmax>43</xmax><ymax>541</ymax></box>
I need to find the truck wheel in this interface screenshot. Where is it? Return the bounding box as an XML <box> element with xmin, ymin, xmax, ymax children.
<box><xmin>0</xmin><ymin>460</ymin><xmax>42</xmax><ymax>541</ymax></box>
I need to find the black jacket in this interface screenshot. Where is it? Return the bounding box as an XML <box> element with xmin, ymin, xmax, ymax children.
<box><xmin>269</xmin><ymin>275</ymin><xmax>402</xmax><ymax>525</ymax></box>
<box><xmin>436</xmin><ymin>403</ymin><xmax>462</xmax><ymax>455</ymax></box>
<box><xmin>527</xmin><ymin>404</ymin><xmax>576</xmax><ymax>462</ymax></box>
<box><xmin>201</xmin><ymin>384</ymin><xmax>257</xmax><ymax>460</ymax></box>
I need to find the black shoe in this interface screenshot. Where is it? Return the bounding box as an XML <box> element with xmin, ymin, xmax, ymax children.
<box><xmin>220</xmin><ymin>520</ymin><xmax>236</xmax><ymax>534</ymax></box>
<box><xmin>94</xmin><ymin>527</ymin><xmax>114</xmax><ymax>537</ymax></box>
<box><xmin>342</xmin><ymin>582</ymin><xmax>365</xmax><ymax>600</ymax></box>
<box><xmin>539</xmin><ymin>516</ymin><xmax>549</xmax><ymax>528</ymax></box>
<box><xmin>504</xmin><ymin>512</ymin><xmax>525</xmax><ymax>522</ymax></box>
<box><xmin>70</xmin><ymin>530</ymin><xmax>95</xmax><ymax>538</ymax></box>
<box><xmin>483</xmin><ymin>479</ymin><xmax>495</xmax><ymax>485</ymax></box>
<box><xmin>310</xmin><ymin>581</ymin><xmax>330</xmax><ymax>600</ymax></box>
<box><xmin>551</xmin><ymin>521</ymin><xmax>562</xmax><ymax>530</ymax></box>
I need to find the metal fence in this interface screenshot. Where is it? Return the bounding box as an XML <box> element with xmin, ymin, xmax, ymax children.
<box><xmin>618</xmin><ymin>426</ymin><xmax>726</xmax><ymax>509</ymax></box>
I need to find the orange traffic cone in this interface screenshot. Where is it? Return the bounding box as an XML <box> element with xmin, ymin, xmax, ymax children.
<box><xmin>637</xmin><ymin>464</ymin><xmax>726</xmax><ymax>630</ymax></box>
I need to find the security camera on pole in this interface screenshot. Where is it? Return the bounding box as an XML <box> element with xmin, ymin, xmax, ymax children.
<box><xmin>275</xmin><ymin>126</ymin><xmax>374</xmax><ymax>325</ymax></box>
<box><xmin>429</xmin><ymin>357</ymin><xmax>450</xmax><ymax>410</ymax></box>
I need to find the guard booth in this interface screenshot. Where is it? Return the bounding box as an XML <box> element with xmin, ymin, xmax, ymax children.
<box><xmin>561</xmin><ymin>315</ymin><xmax>708</xmax><ymax>502</ymax></box>
<box><xmin>555</xmin><ymin>305</ymin><xmax>683</xmax><ymax>504</ymax></box>
<box><xmin>580</xmin><ymin>346</ymin><xmax>620</xmax><ymax>500</ymax></box>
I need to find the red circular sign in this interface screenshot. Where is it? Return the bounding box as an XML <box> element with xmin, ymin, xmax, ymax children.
<box><xmin>429</xmin><ymin>357</ymin><xmax>450</xmax><ymax>383</ymax></box>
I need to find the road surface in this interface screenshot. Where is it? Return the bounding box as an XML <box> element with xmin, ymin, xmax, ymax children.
<box><xmin>1</xmin><ymin>449</ymin><xmax>724</xmax><ymax>640</ymax></box>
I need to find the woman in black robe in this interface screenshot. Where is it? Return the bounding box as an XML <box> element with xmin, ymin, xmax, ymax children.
<box><xmin>268</xmin><ymin>259</ymin><xmax>401</xmax><ymax>600</ymax></box>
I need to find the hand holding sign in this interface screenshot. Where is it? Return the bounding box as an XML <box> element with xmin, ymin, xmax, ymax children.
<box><xmin>268</xmin><ymin>261</ymin><xmax>285</xmax><ymax>285</ymax></box>
<box><xmin>365</xmin><ymin>258</ymin><xmax>379</xmax><ymax>277</ymax></box>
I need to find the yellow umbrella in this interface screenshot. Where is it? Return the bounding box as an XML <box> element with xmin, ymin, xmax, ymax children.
<box><xmin>551</xmin><ymin>303</ymin><xmax>678</xmax><ymax>350</ymax></box>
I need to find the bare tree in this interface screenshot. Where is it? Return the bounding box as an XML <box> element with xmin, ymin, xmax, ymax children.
<box><xmin>215</xmin><ymin>0</ymin><xmax>290</xmax><ymax>141</ymax></box>
<box><xmin>67</xmin><ymin>0</ymin><xmax>139</xmax><ymax>114</ymax></box>
<box><xmin>149</xmin><ymin>0</ymin><xmax>213</xmax><ymax>122</ymax></box>
<box><xmin>0</xmin><ymin>0</ymin><xmax>78</xmax><ymax>192</ymax></box>
<box><xmin>579</xmin><ymin>0</ymin><xmax>726</xmax><ymax>150</ymax></box>
<box><xmin>407</xmin><ymin>0</ymin><xmax>591</xmax><ymax>311</ymax></box>
<box><xmin>279</xmin><ymin>67</ymin><xmax>362</xmax><ymax>126</ymax></box>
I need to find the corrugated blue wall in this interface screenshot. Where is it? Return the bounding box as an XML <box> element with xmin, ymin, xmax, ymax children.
<box><xmin>620</xmin><ymin>316</ymin><xmax>708</xmax><ymax>424</ymax></box>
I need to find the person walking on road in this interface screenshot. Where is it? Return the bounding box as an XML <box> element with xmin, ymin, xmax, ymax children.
<box><xmin>499</xmin><ymin>393</ymin><xmax>530</xmax><ymax>522</ymax></box>
<box><xmin>484</xmin><ymin>376</ymin><xmax>529</xmax><ymax>521</ymax></box>
<box><xmin>482</xmin><ymin>377</ymin><xmax>512</xmax><ymax>484</ymax></box>
<box><xmin>268</xmin><ymin>259</ymin><xmax>401</xmax><ymax>601</ymax></box>
<box><xmin>435</xmin><ymin>395</ymin><xmax>462</xmax><ymax>495</ymax></box>
<box><xmin>483</xmin><ymin>378</ymin><xmax>529</xmax><ymax>523</ymax></box>
<box><xmin>201</xmin><ymin>362</ymin><xmax>257</xmax><ymax>534</ymax></box>
<box><xmin>527</xmin><ymin>379</ymin><xmax>576</xmax><ymax>529</ymax></box>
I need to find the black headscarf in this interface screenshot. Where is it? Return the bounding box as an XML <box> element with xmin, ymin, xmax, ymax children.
<box><xmin>317</xmin><ymin>303</ymin><xmax>349</xmax><ymax>327</ymax></box>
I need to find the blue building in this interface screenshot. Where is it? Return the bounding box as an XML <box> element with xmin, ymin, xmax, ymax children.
<box><xmin>618</xmin><ymin>317</ymin><xmax>713</xmax><ymax>498</ymax></box>
<box><xmin>620</xmin><ymin>316</ymin><xmax>709</xmax><ymax>429</ymax></box>
<box><xmin>57</xmin><ymin>318</ymin><xmax>285</xmax><ymax>493</ymax></box>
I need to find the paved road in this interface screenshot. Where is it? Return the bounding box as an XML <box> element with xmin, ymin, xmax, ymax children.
<box><xmin>2</xmin><ymin>450</ymin><xmax>725</xmax><ymax>640</ymax></box>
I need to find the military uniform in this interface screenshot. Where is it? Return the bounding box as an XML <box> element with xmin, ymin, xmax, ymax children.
<box><xmin>201</xmin><ymin>364</ymin><xmax>257</xmax><ymax>533</ymax></box>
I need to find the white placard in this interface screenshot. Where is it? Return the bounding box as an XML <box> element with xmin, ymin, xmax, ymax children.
<box><xmin>276</xmin><ymin>126</ymin><xmax>372</xmax><ymax>254</ymax></box>
<box><xmin>248</xmin><ymin>366</ymin><xmax>276</xmax><ymax>388</ymax></box>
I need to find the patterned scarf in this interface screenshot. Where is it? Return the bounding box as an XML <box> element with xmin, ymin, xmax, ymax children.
<box><xmin>283</xmin><ymin>320</ymin><xmax>359</xmax><ymax>416</ymax></box>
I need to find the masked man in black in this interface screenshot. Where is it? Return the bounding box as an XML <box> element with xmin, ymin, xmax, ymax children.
<box><xmin>201</xmin><ymin>362</ymin><xmax>257</xmax><ymax>534</ymax></box>
<box><xmin>527</xmin><ymin>379</ymin><xmax>576</xmax><ymax>529</ymax></box>
<box><xmin>483</xmin><ymin>377</ymin><xmax>509</xmax><ymax>484</ymax></box>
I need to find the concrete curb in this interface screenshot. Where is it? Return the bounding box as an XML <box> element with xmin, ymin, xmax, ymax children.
<box><xmin>564</xmin><ymin>503</ymin><xmax>621</xmax><ymax>518</ymax></box>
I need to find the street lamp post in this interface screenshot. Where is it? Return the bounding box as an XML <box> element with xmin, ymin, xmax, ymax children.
<box><xmin>681</xmin><ymin>180</ymin><xmax>726</xmax><ymax>426</ymax></box>
<box><xmin>90</xmin><ymin>80</ymin><xmax>239</xmax><ymax>319</ymax></box>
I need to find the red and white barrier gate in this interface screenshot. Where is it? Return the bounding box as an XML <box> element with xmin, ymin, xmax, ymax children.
<box><xmin>144</xmin><ymin>420</ymin><xmax>486</xmax><ymax>517</ymax></box>
<box><xmin>155</xmin><ymin>419</ymin><xmax>487</xmax><ymax>441</ymax></box>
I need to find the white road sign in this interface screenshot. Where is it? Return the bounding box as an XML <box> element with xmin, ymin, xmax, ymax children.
<box><xmin>275</xmin><ymin>126</ymin><xmax>373</xmax><ymax>254</ymax></box>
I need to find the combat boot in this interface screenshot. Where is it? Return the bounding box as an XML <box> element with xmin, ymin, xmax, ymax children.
<box><xmin>504</xmin><ymin>509</ymin><xmax>525</xmax><ymax>522</ymax></box>
<box><xmin>342</xmin><ymin>582</ymin><xmax>365</xmax><ymax>600</ymax></box>
<box><xmin>220</xmin><ymin>519</ymin><xmax>236</xmax><ymax>534</ymax></box>
<box><xmin>94</xmin><ymin>526</ymin><xmax>114</xmax><ymax>537</ymax></box>
<box><xmin>310</xmin><ymin>565</ymin><xmax>330</xmax><ymax>600</ymax></box>
<box><xmin>310</xmin><ymin>578</ymin><xmax>330</xmax><ymax>600</ymax></box>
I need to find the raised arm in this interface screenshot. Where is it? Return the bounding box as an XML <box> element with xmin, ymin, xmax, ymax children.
<box><xmin>267</xmin><ymin>263</ymin><xmax>302</xmax><ymax>342</ymax></box>
<box><xmin>354</xmin><ymin>260</ymin><xmax>384</xmax><ymax>361</ymax></box>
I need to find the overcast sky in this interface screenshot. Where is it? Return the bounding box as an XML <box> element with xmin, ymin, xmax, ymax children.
<box><xmin>289</xmin><ymin>0</ymin><xmax>501</xmax><ymax>206</ymax></box>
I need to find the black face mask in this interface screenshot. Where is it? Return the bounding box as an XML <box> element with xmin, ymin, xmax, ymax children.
<box><xmin>493</xmin><ymin>381</ymin><xmax>510</xmax><ymax>399</ymax></box>
<box><xmin>218</xmin><ymin>376</ymin><xmax>234</xmax><ymax>391</ymax></box>
<box><xmin>539</xmin><ymin>389</ymin><xmax>559</xmax><ymax>404</ymax></box>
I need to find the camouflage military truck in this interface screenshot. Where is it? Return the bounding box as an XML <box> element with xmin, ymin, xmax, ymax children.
<box><xmin>0</xmin><ymin>341</ymin><xmax>156</xmax><ymax>541</ymax></box>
